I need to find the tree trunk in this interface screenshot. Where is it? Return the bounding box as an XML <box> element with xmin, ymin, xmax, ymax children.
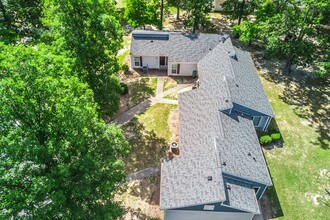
<box><xmin>176</xmin><ymin>7</ymin><xmax>180</xmax><ymax>20</ymax></box>
<box><xmin>238</xmin><ymin>0</ymin><xmax>245</xmax><ymax>25</ymax></box>
<box><xmin>160</xmin><ymin>0</ymin><xmax>164</xmax><ymax>30</ymax></box>
<box><xmin>284</xmin><ymin>55</ymin><xmax>294</xmax><ymax>73</ymax></box>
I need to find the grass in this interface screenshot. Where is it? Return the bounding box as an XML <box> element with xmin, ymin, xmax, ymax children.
<box><xmin>128</xmin><ymin>77</ymin><xmax>157</xmax><ymax>108</ymax></box>
<box><xmin>163</xmin><ymin>77</ymin><xmax>177</xmax><ymax>91</ymax></box>
<box><xmin>260</xmin><ymin>75</ymin><xmax>330</xmax><ymax>220</ymax></box>
<box><xmin>122</xmin><ymin>103</ymin><xmax>177</xmax><ymax>173</ymax></box>
<box><xmin>164</xmin><ymin>93</ymin><xmax>178</xmax><ymax>100</ymax></box>
<box><xmin>117</xmin><ymin>35</ymin><xmax>131</xmax><ymax>65</ymax></box>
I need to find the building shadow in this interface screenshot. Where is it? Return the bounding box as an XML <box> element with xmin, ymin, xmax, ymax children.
<box><xmin>260</xmin><ymin>185</ymin><xmax>284</xmax><ymax>219</ymax></box>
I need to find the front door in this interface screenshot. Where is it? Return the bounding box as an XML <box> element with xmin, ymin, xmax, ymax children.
<box><xmin>160</xmin><ymin>56</ymin><xmax>168</xmax><ymax>66</ymax></box>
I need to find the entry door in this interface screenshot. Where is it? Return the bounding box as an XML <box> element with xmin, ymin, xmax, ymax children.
<box><xmin>160</xmin><ymin>56</ymin><xmax>168</xmax><ymax>66</ymax></box>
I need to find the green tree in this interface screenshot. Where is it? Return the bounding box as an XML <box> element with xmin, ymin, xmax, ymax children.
<box><xmin>221</xmin><ymin>0</ymin><xmax>257</xmax><ymax>25</ymax></box>
<box><xmin>0</xmin><ymin>43</ymin><xmax>130</xmax><ymax>219</ymax></box>
<box><xmin>0</xmin><ymin>0</ymin><xmax>43</xmax><ymax>42</ymax></box>
<box><xmin>235</xmin><ymin>0</ymin><xmax>330</xmax><ymax>73</ymax></box>
<box><xmin>43</xmin><ymin>0</ymin><xmax>124</xmax><ymax>116</ymax></box>
<box><xmin>182</xmin><ymin>0</ymin><xmax>214</xmax><ymax>33</ymax></box>
<box><xmin>167</xmin><ymin>0</ymin><xmax>182</xmax><ymax>20</ymax></box>
<box><xmin>124</xmin><ymin>0</ymin><xmax>159</xmax><ymax>29</ymax></box>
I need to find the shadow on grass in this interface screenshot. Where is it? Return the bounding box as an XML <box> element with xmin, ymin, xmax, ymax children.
<box><xmin>128</xmin><ymin>175</ymin><xmax>160</xmax><ymax>205</ymax></box>
<box><xmin>278</xmin><ymin>76</ymin><xmax>330</xmax><ymax>150</ymax></box>
<box><xmin>261</xmin><ymin>186</ymin><xmax>284</xmax><ymax>219</ymax></box>
<box><xmin>128</xmin><ymin>77</ymin><xmax>157</xmax><ymax>108</ymax></box>
<box><xmin>122</xmin><ymin>117</ymin><xmax>167</xmax><ymax>174</ymax></box>
<box><xmin>260</xmin><ymin>119</ymin><xmax>284</xmax><ymax>150</ymax></box>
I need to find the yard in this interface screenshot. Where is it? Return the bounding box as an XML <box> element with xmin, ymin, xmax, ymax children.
<box><xmin>259</xmin><ymin>70</ymin><xmax>330</xmax><ymax>219</ymax></box>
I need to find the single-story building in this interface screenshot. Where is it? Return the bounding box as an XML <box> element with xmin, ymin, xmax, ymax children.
<box><xmin>130</xmin><ymin>30</ymin><xmax>274</xmax><ymax>220</ymax></box>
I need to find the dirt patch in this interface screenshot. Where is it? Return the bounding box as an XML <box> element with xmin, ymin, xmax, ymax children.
<box><xmin>116</xmin><ymin>175</ymin><xmax>163</xmax><ymax>220</ymax></box>
<box><xmin>259</xmin><ymin>195</ymin><xmax>275</xmax><ymax>220</ymax></box>
<box><xmin>169</xmin><ymin>107</ymin><xmax>179</xmax><ymax>143</ymax></box>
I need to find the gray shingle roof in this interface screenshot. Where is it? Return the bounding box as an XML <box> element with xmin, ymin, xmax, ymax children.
<box><xmin>228</xmin><ymin>48</ymin><xmax>274</xmax><ymax>117</ymax></box>
<box><xmin>224</xmin><ymin>178</ymin><xmax>260</xmax><ymax>214</ymax></box>
<box><xmin>133</xmin><ymin>30</ymin><xmax>275</xmax><ymax>212</ymax></box>
<box><xmin>130</xmin><ymin>30</ymin><xmax>222</xmax><ymax>62</ymax></box>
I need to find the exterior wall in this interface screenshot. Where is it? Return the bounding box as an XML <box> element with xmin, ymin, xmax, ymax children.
<box><xmin>130</xmin><ymin>55</ymin><xmax>159</xmax><ymax>69</ymax></box>
<box><xmin>173</xmin><ymin>202</ymin><xmax>245</xmax><ymax>213</ymax></box>
<box><xmin>168</xmin><ymin>62</ymin><xmax>197</xmax><ymax>76</ymax></box>
<box><xmin>142</xmin><ymin>56</ymin><xmax>159</xmax><ymax>69</ymax></box>
<box><xmin>254</xmin><ymin>116</ymin><xmax>270</xmax><ymax>131</ymax></box>
<box><xmin>213</xmin><ymin>0</ymin><xmax>226</xmax><ymax>11</ymax></box>
<box><xmin>165</xmin><ymin>210</ymin><xmax>254</xmax><ymax>220</ymax></box>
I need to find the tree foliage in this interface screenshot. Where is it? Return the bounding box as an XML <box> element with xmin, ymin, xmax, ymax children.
<box><xmin>43</xmin><ymin>0</ymin><xmax>124</xmax><ymax>116</ymax></box>
<box><xmin>167</xmin><ymin>0</ymin><xmax>182</xmax><ymax>20</ymax></box>
<box><xmin>182</xmin><ymin>0</ymin><xmax>214</xmax><ymax>33</ymax></box>
<box><xmin>0</xmin><ymin>0</ymin><xmax>43</xmax><ymax>42</ymax></box>
<box><xmin>221</xmin><ymin>0</ymin><xmax>257</xmax><ymax>25</ymax></box>
<box><xmin>234</xmin><ymin>0</ymin><xmax>330</xmax><ymax>74</ymax></box>
<box><xmin>0</xmin><ymin>43</ymin><xmax>130</xmax><ymax>219</ymax></box>
<box><xmin>124</xmin><ymin>0</ymin><xmax>159</xmax><ymax>29</ymax></box>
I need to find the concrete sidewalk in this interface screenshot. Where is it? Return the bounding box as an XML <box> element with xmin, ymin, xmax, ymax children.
<box><xmin>112</xmin><ymin>84</ymin><xmax>190</xmax><ymax>126</ymax></box>
<box><xmin>126</xmin><ymin>167</ymin><xmax>160</xmax><ymax>182</ymax></box>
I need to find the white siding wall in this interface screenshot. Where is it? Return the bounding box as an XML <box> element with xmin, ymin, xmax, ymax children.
<box><xmin>165</xmin><ymin>210</ymin><xmax>254</xmax><ymax>220</ymax></box>
<box><xmin>142</xmin><ymin>56</ymin><xmax>159</xmax><ymax>69</ymax></box>
<box><xmin>168</xmin><ymin>62</ymin><xmax>197</xmax><ymax>76</ymax></box>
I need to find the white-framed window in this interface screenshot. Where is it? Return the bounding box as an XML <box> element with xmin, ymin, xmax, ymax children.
<box><xmin>171</xmin><ymin>64</ymin><xmax>177</xmax><ymax>74</ymax></box>
<box><xmin>134</xmin><ymin>57</ymin><xmax>140</xmax><ymax>67</ymax></box>
<box><xmin>203</xmin><ymin>205</ymin><xmax>215</xmax><ymax>211</ymax></box>
<box><xmin>253</xmin><ymin>116</ymin><xmax>261</xmax><ymax>126</ymax></box>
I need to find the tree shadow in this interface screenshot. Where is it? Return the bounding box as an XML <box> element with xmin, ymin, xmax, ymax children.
<box><xmin>127</xmin><ymin>77</ymin><xmax>157</xmax><ymax>108</ymax></box>
<box><xmin>278</xmin><ymin>76</ymin><xmax>330</xmax><ymax>150</ymax></box>
<box><xmin>260</xmin><ymin>186</ymin><xmax>284</xmax><ymax>219</ymax></box>
<box><xmin>122</xmin><ymin>117</ymin><xmax>168</xmax><ymax>174</ymax></box>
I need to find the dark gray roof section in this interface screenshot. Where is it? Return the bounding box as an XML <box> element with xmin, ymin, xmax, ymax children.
<box><xmin>228</xmin><ymin>48</ymin><xmax>274</xmax><ymax>117</ymax></box>
<box><xmin>223</xmin><ymin>178</ymin><xmax>260</xmax><ymax>214</ymax></box>
<box><xmin>130</xmin><ymin>30</ymin><xmax>222</xmax><ymax>62</ymax></box>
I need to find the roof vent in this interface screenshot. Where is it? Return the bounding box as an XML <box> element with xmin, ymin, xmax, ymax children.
<box><xmin>151</xmin><ymin>40</ymin><xmax>154</xmax><ymax>43</ymax></box>
<box><xmin>132</xmin><ymin>31</ymin><xmax>169</xmax><ymax>41</ymax></box>
<box><xmin>225</xmin><ymin>99</ymin><xmax>229</xmax><ymax>102</ymax></box>
<box><xmin>228</xmin><ymin>51</ymin><xmax>238</xmax><ymax>61</ymax></box>
<box><xmin>220</xmin><ymin>34</ymin><xmax>230</xmax><ymax>43</ymax></box>
<box><xmin>227</xmin><ymin>184</ymin><xmax>231</xmax><ymax>190</ymax></box>
<box><xmin>236</xmin><ymin>84</ymin><xmax>239</xmax><ymax>87</ymax></box>
<box><xmin>253</xmin><ymin>157</ymin><xmax>257</xmax><ymax>161</ymax></box>
<box><xmin>248</xmin><ymin>152</ymin><xmax>251</xmax><ymax>156</ymax></box>
<box><xmin>222</xmin><ymin>162</ymin><xmax>226</xmax><ymax>166</ymax></box>
<box><xmin>207</xmin><ymin>176</ymin><xmax>213</xmax><ymax>181</ymax></box>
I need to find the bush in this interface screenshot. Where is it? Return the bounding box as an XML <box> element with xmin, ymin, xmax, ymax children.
<box><xmin>271</xmin><ymin>132</ymin><xmax>281</xmax><ymax>141</ymax></box>
<box><xmin>259</xmin><ymin>135</ymin><xmax>272</xmax><ymax>145</ymax></box>
<box><xmin>121</xmin><ymin>64</ymin><xmax>129</xmax><ymax>73</ymax></box>
<box><xmin>120</xmin><ymin>82</ymin><xmax>129</xmax><ymax>95</ymax></box>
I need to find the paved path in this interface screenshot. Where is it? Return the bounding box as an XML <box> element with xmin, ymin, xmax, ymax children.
<box><xmin>156</xmin><ymin>77</ymin><xmax>164</xmax><ymax>95</ymax></box>
<box><xmin>158</xmin><ymin>98</ymin><xmax>178</xmax><ymax>105</ymax></box>
<box><xmin>112</xmin><ymin>84</ymin><xmax>190</xmax><ymax>126</ymax></box>
<box><xmin>126</xmin><ymin>167</ymin><xmax>160</xmax><ymax>182</ymax></box>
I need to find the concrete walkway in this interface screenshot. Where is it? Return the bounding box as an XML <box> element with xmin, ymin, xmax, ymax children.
<box><xmin>126</xmin><ymin>167</ymin><xmax>160</xmax><ymax>182</ymax></box>
<box><xmin>156</xmin><ymin>77</ymin><xmax>164</xmax><ymax>95</ymax></box>
<box><xmin>112</xmin><ymin>84</ymin><xmax>190</xmax><ymax>126</ymax></box>
<box><xmin>158</xmin><ymin>98</ymin><xmax>178</xmax><ymax>105</ymax></box>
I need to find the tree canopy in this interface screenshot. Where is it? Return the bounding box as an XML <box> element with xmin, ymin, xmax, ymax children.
<box><xmin>0</xmin><ymin>43</ymin><xmax>130</xmax><ymax>219</ymax></box>
<box><xmin>124</xmin><ymin>0</ymin><xmax>159</xmax><ymax>29</ymax></box>
<box><xmin>182</xmin><ymin>0</ymin><xmax>214</xmax><ymax>33</ymax></box>
<box><xmin>234</xmin><ymin>0</ymin><xmax>330</xmax><ymax>75</ymax></box>
<box><xmin>221</xmin><ymin>0</ymin><xmax>257</xmax><ymax>25</ymax></box>
<box><xmin>43</xmin><ymin>0</ymin><xmax>124</xmax><ymax>116</ymax></box>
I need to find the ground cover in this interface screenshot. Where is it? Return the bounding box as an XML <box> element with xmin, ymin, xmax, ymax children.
<box><xmin>163</xmin><ymin>77</ymin><xmax>177</xmax><ymax>91</ymax></box>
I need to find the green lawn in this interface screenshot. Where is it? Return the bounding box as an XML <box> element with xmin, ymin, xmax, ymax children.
<box><xmin>261</xmin><ymin>75</ymin><xmax>330</xmax><ymax>219</ymax></box>
<box><xmin>163</xmin><ymin>77</ymin><xmax>177</xmax><ymax>91</ymax></box>
<box><xmin>122</xmin><ymin>103</ymin><xmax>177</xmax><ymax>173</ymax></box>
<box><xmin>117</xmin><ymin>35</ymin><xmax>131</xmax><ymax>65</ymax></box>
<box><xmin>164</xmin><ymin>92</ymin><xmax>178</xmax><ymax>100</ymax></box>
<box><xmin>128</xmin><ymin>77</ymin><xmax>157</xmax><ymax>108</ymax></box>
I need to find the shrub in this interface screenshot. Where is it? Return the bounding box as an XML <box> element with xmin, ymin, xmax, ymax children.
<box><xmin>121</xmin><ymin>64</ymin><xmax>129</xmax><ymax>73</ymax></box>
<box><xmin>271</xmin><ymin>133</ymin><xmax>281</xmax><ymax>141</ymax></box>
<box><xmin>259</xmin><ymin>135</ymin><xmax>272</xmax><ymax>145</ymax></box>
<box><xmin>120</xmin><ymin>82</ymin><xmax>129</xmax><ymax>94</ymax></box>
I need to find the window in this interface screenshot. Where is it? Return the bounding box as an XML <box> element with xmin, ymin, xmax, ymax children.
<box><xmin>203</xmin><ymin>205</ymin><xmax>215</xmax><ymax>211</ymax></box>
<box><xmin>253</xmin><ymin>116</ymin><xmax>261</xmax><ymax>126</ymax></box>
<box><xmin>134</xmin><ymin>57</ymin><xmax>140</xmax><ymax>67</ymax></box>
<box><xmin>171</xmin><ymin>64</ymin><xmax>177</xmax><ymax>74</ymax></box>
<box><xmin>160</xmin><ymin>56</ymin><xmax>168</xmax><ymax>66</ymax></box>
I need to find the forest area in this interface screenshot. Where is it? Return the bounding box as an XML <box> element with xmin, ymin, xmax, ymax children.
<box><xmin>0</xmin><ymin>0</ymin><xmax>329</xmax><ymax>219</ymax></box>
